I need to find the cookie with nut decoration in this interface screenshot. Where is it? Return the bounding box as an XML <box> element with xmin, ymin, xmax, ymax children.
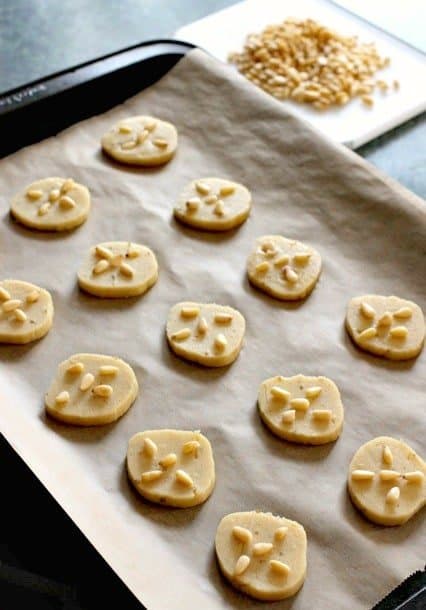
<box><xmin>348</xmin><ymin>436</ymin><xmax>425</xmax><ymax>525</ymax></box>
<box><xmin>45</xmin><ymin>353</ymin><xmax>138</xmax><ymax>426</ymax></box>
<box><xmin>174</xmin><ymin>177</ymin><xmax>251</xmax><ymax>231</ymax></box>
<box><xmin>10</xmin><ymin>177</ymin><xmax>90</xmax><ymax>231</ymax></box>
<box><xmin>166</xmin><ymin>301</ymin><xmax>246</xmax><ymax>367</ymax></box>
<box><xmin>78</xmin><ymin>241</ymin><xmax>158</xmax><ymax>298</ymax></box>
<box><xmin>346</xmin><ymin>295</ymin><xmax>425</xmax><ymax>360</ymax></box>
<box><xmin>215</xmin><ymin>511</ymin><xmax>307</xmax><ymax>601</ymax></box>
<box><xmin>127</xmin><ymin>429</ymin><xmax>215</xmax><ymax>508</ymax></box>
<box><xmin>0</xmin><ymin>279</ymin><xmax>54</xmax><ymax>344</ymax></box>
<box><xmin>101</xmin><ymin>115</ymin><xmax>177</xmax><ymax>166</ymax></box>
<box><xmin>258</xmin><ymin>374</ymin><xmax>344</xmax><ymax>445</ymax></box>
<box><xmin>247</xmin><ymin>235</ymin><xmax>321</xmax><ymax>300</ymax></box>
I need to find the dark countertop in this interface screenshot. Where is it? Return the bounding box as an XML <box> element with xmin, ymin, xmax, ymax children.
<box><xmin>1</xmin><ymin>2</ymin><xmax>424</xmax><ymax>609</ymax></box>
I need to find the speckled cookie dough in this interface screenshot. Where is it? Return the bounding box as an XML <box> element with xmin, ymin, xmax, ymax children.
<box><xmin>247</xmin><ymin>235</ymin><xmax>321</xmax><ymax>300</ymax></box>
<box><xmin>215</xmin><ymin>511</ymin><xmax>307</xmax><ymax>601</ymax></box>
<box><xmin>348</xmin><ymin>436</ymin><xmax>426</xmax><ymax>525</ymax></box>
<box><xmin>0</xmin><ymin>279</ymin><xmax>54</xmax><ymax>344</ymax></box>
<box><xmin>346</xmin><ymin>295</ymin><xmax>425</xmax><ymax>360</ymax></box>
<box><xmin>45</xmin><ymin>353</ymin><xmax>138</xmax><ymax>426</ymax></box>
<box><xmin>127</xmin><ymin>429</ymin><xmax>215</xmax><ymax>508</ymax></box>
<box><xmin>101</xmin><ymin>115</ymin><xmax>177</xmax><ymax>166</ymax></box>
<box><xmin>78</xmin><ymin>241</ymin><xmax>158</xmax><ymax>298</ymax></box>
<box><xmin>166</xmin><ymin>302</ymin><xmax>246</xmax><ymax>367</ymax></box>
<box><xmin>10</xmin><ymin>177</ymin><xmax>90</xmax><ymax>231</ymax></box>
<box><xmin>258</xmin><ymin>374</ymin><xmax>344</xmax><ymax>445</ymax></box>
<box><xmin>174</xmin><ymin>177</ymin><xmax>251</xmax><ymax>231</ymax></box>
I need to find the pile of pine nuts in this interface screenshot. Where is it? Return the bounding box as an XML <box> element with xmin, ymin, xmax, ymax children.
<box><xmin>228</xmin><ymin>18</ymin><xmax>398</xmax><ymax>110</ymax></box>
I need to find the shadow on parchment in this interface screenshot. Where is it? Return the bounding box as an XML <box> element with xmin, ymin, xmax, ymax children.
<box><xmin>0</xmin><ymin>340</ymin><xmax>39</xmax><ymax>362</ymax></box>
<box><xmin>340</xmin><ymin>484</ymin><xmax>423</xmax><ymax>545</ymax></box>
<box><xmin>169</xmin><ymin>213</ymin><xmax>244</xmax><ymax>245</ymax></box>
<box><xmin>242</xmin><ymin>273</ymin><xmax>310</xmax><ymax>313</ymax></box>
<box><xmin>3</xmin><ymin>211</ymin><xmax>82</xmax><ymax>242</ymax></box>
<box><xmin>97</xmin><ymin>149</ymin><xmax>168</xmax><ymax>177</ymax></box>
<box><xmin>40</xmin><ymin>407</ymin><xmax>117</xmax><ymax>444</ymax></box>
<box><xmin>251</xmin><ymin>402</ymin><xmax>336</xmax><ymax>463</ymax></box>
<box><xmin>72</xmin><ymin>280</ymin><xmax>145</xmax><ymax>313</ymax></box>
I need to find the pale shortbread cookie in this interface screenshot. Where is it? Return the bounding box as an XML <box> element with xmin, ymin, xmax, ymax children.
<box><xmin>247</xmin><ymin>235</ymin><xmax>321</xmax><ymax>300</ymax></box>
<box><xmin>174</xmin><ymin>177</ymin><xmax>251</xmax><ymax>231</ymax></box>
<box><xmin>127</xmin><ymin>429</ymin><xmax>215</xmax><ymax>508</ymax></box>
<box><xmin>101</xmin><ymin>115</ymin><xmax>177</xmax><ymax>166</ymax></box>
<box><xmin>215</xmin><ymin>511</ymin><xmax>307</xmax><ymax>601</ymax></box>
<box><xmin>10</xmin><ymin>177</ymin><xmax>90</xmax><ymax>231</ymax></box>
<box><xmin>78</xmin><ymin>241</ymin><xmax>158</xmax><ymax>298</ymax></box>
<box><xmin>45</xmin><ymin>353</ymin><xmax>138</xmax><ymax>426</ymax></box>
<box><xmin>166</xmin><ymin>301</ymin><xmax>246</xmax><ymax>367</ymax></box>
<box><xmin>348</xmin><ymin>436</ymin><xmax>426</xmax><ymax>526</ymax></box>
<box><xmin>0</xmin><ymin>279</ymin><xmax>54</xmax><ymax>344</ymax></box>
<box><xmin>346</xmin><ymin>295</ymin><xmax>425</xmax><ymax>360</ymax></box>
<box><xmin>258</xmin><ymin>375</ymin><xmax>344</xmax><ymax>445</ymax></box>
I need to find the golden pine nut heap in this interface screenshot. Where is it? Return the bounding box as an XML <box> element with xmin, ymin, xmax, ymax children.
<box><xmin>228</xmin><ymin>18</ymin><xmax>398</xmax><ymax>110</ymax></box>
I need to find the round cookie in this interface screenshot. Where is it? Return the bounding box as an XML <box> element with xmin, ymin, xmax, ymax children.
<box><xmin>258</xmin><ymin>374</ymin><xmax>344</xmax><ymax>445</ymax></box>
<box><xmin>166</xmin><ymin>301</ymin><xmax>246</xmax><ymax>367</ymax></box>
<box><xmin>174</xmin><ymin>177</ymin><xmax>251</xmax><ymax>231</ymax></box>
<box><xmin>127</xmin><ymin>429</ymin><xmax>215</xmax><ymax>508</ymax></box>
<box><xmin>0</xmin><ymin>279</ymin><xmax>54</xmax><ymax>344</ymax></box>
<box><xmin>346</xmin><ymin>295</ymin><xmax>425</xmax><ymax>360</ymax></box>
<box><xmin>247</xmin><ymin>235</ymin><xmax>321</xmax><ymax>300</ymax></box>
<box><xmin>348</xmin><ymin>436</ymin><xmax>426</xmax><ymax>526</ymax></box>
<box><xmin>10</xmin><ymin>177</ymin><xmax>90</xmax><ymax>231</ymax></box>
<box><xmin>101</xmin><ymin>115</ymin><xmax>177</xmax><ymax>166</ymax></box>
<box><xmin>45</xmin><ymin>353</ymin><xmax>138</xmax><ymax>426</ymax></box>
<box><xmin>78</xmin><ymin>241</ymin><xmax>158</xmax><ymax>298</ymax></box>
<box><xmin>215</xmin><ymin>511</ymin><xmax>307</xmax><ymax>601</ymax></box>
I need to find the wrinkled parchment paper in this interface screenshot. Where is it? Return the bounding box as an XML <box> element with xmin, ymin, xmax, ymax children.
<box><xmin>1</xmin><ymin>49</ymin><xmax>425</xmax><ymax>610</ymax></box>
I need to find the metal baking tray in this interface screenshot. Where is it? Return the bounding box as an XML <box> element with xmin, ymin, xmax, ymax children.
<box><xmin>1</xmin><ymin>38</ymin><xmax>423</xmax><ymax>610</ymax></box>
<box><xmin>0</xmin><ymin>39</ymin><xmax>195</xmax><ymax>159</ymax></box>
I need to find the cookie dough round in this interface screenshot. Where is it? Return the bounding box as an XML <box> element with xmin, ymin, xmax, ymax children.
<box><xmin>215</xmin><ymin>511</ymin><xmax>307</xmax><ymax>601</ymax></box>
<box><xmin>348</xmin><ymin>436</ymin><xmax>426</xmax><ymax>526</ymax></box>
<box><xmin>0</xmin><ymin>279</ymin><xmax>54</xmax><ymax>344</ymax></box>
<box><xmin>166</xmin><ymin>301</ymin><xmax>246</xmax><ymax>367</ymax></box>
<box><xmin>45</xmin><ymin>353</ymin><xmax>138</xmax><ymax>426</ymax></box>
<box><xmin>101</xmin><ymin>115</ymin><xmax>177</xmax><ymax>166</ymax></box>
<box><xmin>247</xmin><ymin>235</ymin><xmax>321</xmax><ymax>300</ymax></box>
<box><xmin>174</xmin><ymin>177</ymin><xmax>251</xmax><ymax>231</ymax></box>
<box><xmin>10</xmin><ymin>177</ymin><xmax>90</xmax><ymax>231</ymax></box>
<box><xmin>258</xmin><ymin>375</ymin><xmax>344</xmax><ymax>445</ymax></box>
<box><xmin>78</xmin><ymin>241</ymin><xmax>158</xmax><ymax>298</ymax></box>
<box><xmin>127</xmin><ymin>429</ymin><xmax>215</xmax><ymax>508</ymax></box>
<box><xmin>346</xmin><ymin>295</ymin><xmax>425</xmax><ymax>360</ymax></box>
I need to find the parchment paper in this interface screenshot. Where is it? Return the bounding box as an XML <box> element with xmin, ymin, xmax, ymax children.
<box><xmin>1</xmin><ymin>49</ymin><xmax>425</xmax><ymax>610</ymax></box>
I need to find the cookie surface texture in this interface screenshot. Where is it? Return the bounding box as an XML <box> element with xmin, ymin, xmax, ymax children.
<box><xmin>101</xmin><ymin>115</ymin><xmax>177</xmax><ymax>166</ymax></box>
<box><xmin>166</xmin><ymin>302</ymin><xmax>246</xmax><ymax>367</ymax></box>
<box><xmin>174</xmin><ymin>177</ymin><xmax>251</xmax><ymax>231</ymax></box>
<box><xmin>127</xmin><ymin>429</ymin><xmax>215</xmax><ymax>508</ymax></box>
<box><xmin>0</xmin><ymin>279</ymin><xmax>54</xmax><ymax>344</ymax></box>
<box><xmin>45</xmin><ymin>353</ymin><xmax>138</xmax><ymax>425</ymax></box>
<box><xmin>348</xmin><ymin>436</ymin><xmax>425</xmax><ymax>525</ymax></box>
<box><xmin>11</xmin><ymin>177</ymin><xmax>90</xmax><ymax>231</ymax></box>
<box><xmin>78</xmin><ymin>241</ymin><xmax>158</xmax><ymax>298</ymax></box>
<box><xmin>247</xmin><ymin>235</ymin><xmax>321</xmax><ymax>300</ymax></box>
<box><xmin>346</xmin><ymin>295</ymin><xmax>425</xmax><ymax>360</ymax></box>
<box><xmin>258</xmin><ymin>374</ymin><xmax>344</xmax><ymax>445</ymax></box>
<box><xmin>215</xmin><ymin>511</ymin><xmax>307</xmax><ymax>601</ymax></box>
